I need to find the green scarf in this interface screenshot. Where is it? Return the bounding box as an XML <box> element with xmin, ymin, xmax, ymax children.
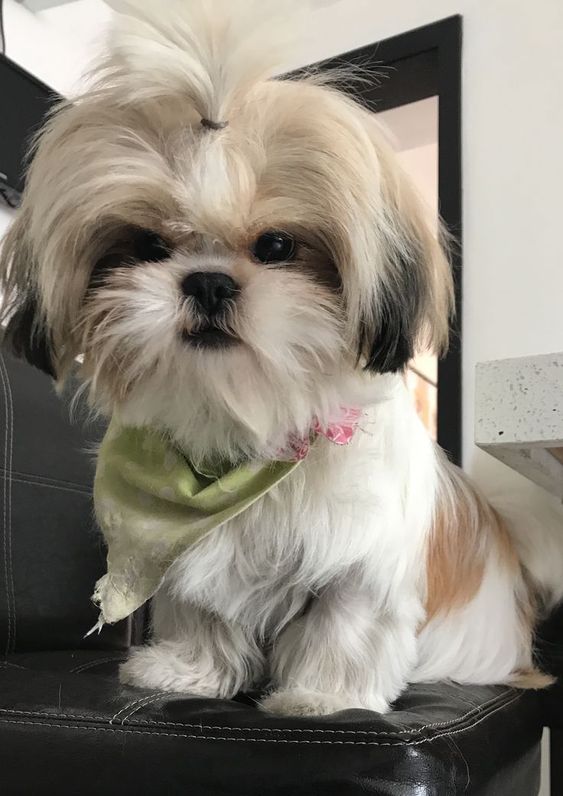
<box><xmin>91</xmin><ymin>423</ymin><xmax>301</xmax><ymax>626</ymax></box>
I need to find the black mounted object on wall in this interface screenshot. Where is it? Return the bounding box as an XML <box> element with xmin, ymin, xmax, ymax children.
<box><xmin>0</xmin><ymin>53</ymin><xmax>59</xmax><ymax>205</ymax></box>
<box><xmin>296</xmin><ymin>16</ymin><xmax>463</xmax><ymax>465</ymax></box>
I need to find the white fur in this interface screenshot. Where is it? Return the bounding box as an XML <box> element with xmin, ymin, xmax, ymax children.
<box><xmin>414</xmin><ymin>557</ymin><xmax>533</xmax><ymax>685</ymax></box>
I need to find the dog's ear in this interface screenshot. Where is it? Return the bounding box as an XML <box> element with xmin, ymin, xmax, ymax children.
<box><xmin>4</xmin><ymin>297</ymin><xmax>56</xmax><ymax>378</ymax></box>
<box><xmin>357</xmin><ymin>123</ymin><xmax>454</xmax><ymax>374</ymax></box>
<box><xmin>0</xmin><ymin>210</ymin><xmax>56</xmax><ymax>377</ymax></box>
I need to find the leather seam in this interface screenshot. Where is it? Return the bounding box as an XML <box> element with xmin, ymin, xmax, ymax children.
<box><xmin>0</xmin><ymin>356</ymin><xmax>15</xmax><ymax>657</ymax></box>
<box><xmin>110</xmin><ymin>691</ymin><xmax>167</xmax><ymax>724</ymax></box>
<box><xmin>0</xmin><ymin>355</ymin><xmax>11</xmax><ymax>657</ymax></box>
<box><xmin>3</xmin><ymin>474</ymin><xmax>92</xmax><ymax>497</ymax></box>
<box><xmin>0</xmin><ymin>467</ymin><xmax>92</xmax><ymax>495</ymax></box>
<box><xmin>0</xmin><ymin>693</ymin><xmax>524</xmax><ymax>745</ymax></box>
<box><xmin>0</xmin><ymin>689</ymin><xmax>519</xmax><ymax>737</ymax></box>
<box><xmin>120</xmin><ymin>689</ymin><xmax>515</xmax><ymax>734</ymax></box>
<box><xmin>70</xmin><ymin>656</ymin><xmax>127</xmax><ymax>673</ymax></box>
<box><xmin>3</xmin><ymin>358</ymin><xmax>16</xmax><ymax>656</ymax></box>
<box><xmin>116</xmin><ymin>691</ymin><xmax>169</xmax><ymax>724</ymax></box>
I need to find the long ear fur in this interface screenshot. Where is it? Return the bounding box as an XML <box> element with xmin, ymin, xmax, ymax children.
<box><xmin>0</xmin><ymin>210</ymin><xmax>56</xmax><ymax>377</ymax></box>
<box><xmin>359</xmin><ymin>121</ymin><xmax>454</xmax><ymax>374</ymax></box>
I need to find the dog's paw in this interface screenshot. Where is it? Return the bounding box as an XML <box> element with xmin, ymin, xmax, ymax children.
<box><xmin>260</xmin><ymin>687</ymin><xmax>360</xmax><ymax>717</ymax></box>
<box><xmin>119</xmin><ymin>642</ymin><xmax>233</xmax><ymax>697</ymax></box>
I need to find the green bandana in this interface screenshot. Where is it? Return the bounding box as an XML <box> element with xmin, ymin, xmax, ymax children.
<box><xmin>91</xmin><ymin>423</ymin><xmax>301</xmax><ymax>626</ymax></box>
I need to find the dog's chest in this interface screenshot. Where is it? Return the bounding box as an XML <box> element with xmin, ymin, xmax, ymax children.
<box><xmin>165</xmin><ymin>444</ymin><xmax>391</xmax><ymax>632</ymax></box>
<box><xmin>168</xmin><ymin>487</ymin><xmax>325</xmax><ymax>631</ymax></box>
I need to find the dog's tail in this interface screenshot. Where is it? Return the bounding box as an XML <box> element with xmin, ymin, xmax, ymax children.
<box><xmin>104</xmin><ymin>0</ymin><xmax>306</xmax><ymax>124</ymax></box>
<box><xmin>477</xmin><ymin>464</ymin><xmax>563</xmax><ymax>686</ymax></box>
<box><xmin>488</xmin><ymin>473</ymin><xmax>563</xmax><ymax>610</ymax></box>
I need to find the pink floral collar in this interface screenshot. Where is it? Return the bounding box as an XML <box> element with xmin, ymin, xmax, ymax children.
<box><xmin>278</xmin><ymin>407</ymin><xmax>362</xmax><ymax>461</ymax></box>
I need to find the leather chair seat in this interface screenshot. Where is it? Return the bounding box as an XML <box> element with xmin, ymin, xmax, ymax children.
<box><xmin>1</xmin><ymin>652</ymin><xmax>544</xmax><ymax>796</ymax></box>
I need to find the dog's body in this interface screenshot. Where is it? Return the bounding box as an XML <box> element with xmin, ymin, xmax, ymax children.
<box><xmin>1</xmin><ymin>0</ymin><xmax>562</xmax><ymax>715</ymax></box>
<box><xmin>119</xmin><ymin>378</ymin><xmax>555</xmax><ymax>715</ymax></box>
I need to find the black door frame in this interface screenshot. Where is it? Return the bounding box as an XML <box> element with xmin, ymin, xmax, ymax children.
<box><xmin>301</xmin><ymin>16</ymin><xmax>463</xmax><ymax>464</ymax></box>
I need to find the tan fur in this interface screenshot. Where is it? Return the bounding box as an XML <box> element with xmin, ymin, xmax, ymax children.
<box><xmin>509</xmin><ymin>669</ymin><xmax>555</xmax><ymax>689</ymax></box>
<box><xmin>425</xmin><ymin>456</ymin><xmax>519</xmax><ymax>621</ymax></box>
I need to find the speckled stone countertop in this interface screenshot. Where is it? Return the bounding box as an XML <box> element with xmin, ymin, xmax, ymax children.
<box><xmin>475</xmin><ymin>352</ymin><xmax>563</xmax><ymax>499</ymax></box>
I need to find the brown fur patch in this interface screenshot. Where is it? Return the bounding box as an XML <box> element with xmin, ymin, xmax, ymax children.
<box><xmin>509</xmin><ymin>669</ymin><xmax>555</xmax><ymax>690</ymax></box>
<box><xmin>424</xmin><ymin>458</ymin><xmax>519</xmax><ymax>622</ymax></box>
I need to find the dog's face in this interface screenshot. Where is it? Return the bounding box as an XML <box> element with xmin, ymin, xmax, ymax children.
<box><xmin>0</xmin><ymin>4</ymin><xmax>452</xmax><ymax>457</ymax></box>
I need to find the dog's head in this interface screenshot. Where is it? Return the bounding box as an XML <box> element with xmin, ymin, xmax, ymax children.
<box><xmin>0</xmin><ymin>0</ymin><xmax>453</xmax><ymax>457</ymax></box>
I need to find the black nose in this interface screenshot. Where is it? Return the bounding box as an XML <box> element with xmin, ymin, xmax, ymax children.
<box><xmin>181</xmin><ymin>272</ymin><xmax>239</xmax><ymax>315</ymax></box>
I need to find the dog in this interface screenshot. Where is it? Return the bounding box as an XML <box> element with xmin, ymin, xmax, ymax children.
<box><xmin>1</xmin><ymin>0</ymin><xmax>561</xmax><ymax>716</ymax></box>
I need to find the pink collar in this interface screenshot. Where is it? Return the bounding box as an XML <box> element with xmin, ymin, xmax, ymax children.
<box><xmin>278</xmin><ymin>407</ymin><xmax>362</xmax><ymax>462</ymax></box>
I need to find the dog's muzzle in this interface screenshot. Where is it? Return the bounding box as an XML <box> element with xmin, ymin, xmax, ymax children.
<box><xmin>181</xmin><ymin>271</ymin><xmax>240</xmax><ymax>349</ymax></box>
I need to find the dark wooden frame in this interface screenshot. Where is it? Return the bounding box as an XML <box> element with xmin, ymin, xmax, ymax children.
<box><xmin>301</xmin><ymin>16</ymin><xmax>463</xmax><ymax>464</ymax></box>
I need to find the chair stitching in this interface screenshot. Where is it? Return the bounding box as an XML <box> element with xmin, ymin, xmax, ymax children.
<box><xmin>0</xmin><ymin>467</ymin><xmax>92</xmax><ymax>493</ymax></box>
<box><xmin>110</xmin><ymin>691</ymin><xmax>167</xmax><ymax>724</ymax></box>
<box><xmin>113</xmin><ymin>689</ymin><xmax>517</xmax><ymax>734</ymax></box>
<box><xmin>0</xmin><ymin>357</ymin><xmax>16</xmax><ymax>656</ymax></box>
<box><xmin>120</xmin><ymin>691</ymin><xmax>168</xmax><ymax>724</ymax></box>
<box><xmin>6</xmin><ymin>475</ymin><xmax>92</xmax><ymax>497</ymax></box>
<box><xmin>70</xmin><ymin>656</ymin><xmax>127</xmax><ymax>673</ymax></box>
<box><xmin>0</xmin><ymin>689</ymin><xmax>518</xmax><ymax>736</ymax></box>
<box><xmin>0</xmin><ymin>693</ymin><xmax>524</xmax><ymax>745</ymax></box>
<box><xmin>394</xmin><ymin>689</ymin><xmax>515</xmax><ymax>734</ymax></box>
<box><xmin>0</xmin><ymin>358</ymin><xmax>12</xmax><ymax>659</ymax></box>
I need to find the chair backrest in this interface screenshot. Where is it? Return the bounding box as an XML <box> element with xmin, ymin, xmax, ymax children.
<box><xmin>0</xmin><ymin>349</ymin><xmax>137</xmax><ymax>653</ymax></box>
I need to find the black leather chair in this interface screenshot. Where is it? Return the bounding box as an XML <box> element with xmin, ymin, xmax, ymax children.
<box><xmin>0</xmin><ymin>349</ymin><xmax>560</xmax><ymax>796</ymax></box>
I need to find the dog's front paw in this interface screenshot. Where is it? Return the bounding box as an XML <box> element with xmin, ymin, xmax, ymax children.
<box><xmin>260</xmin><ymin>687</ymin><xmax>374</xmax><ymax>717</ymax></box>
<box><xmin>119</xmin><ymin>642</ymin><xmax>235</xmax><ymax>697</ymax></box>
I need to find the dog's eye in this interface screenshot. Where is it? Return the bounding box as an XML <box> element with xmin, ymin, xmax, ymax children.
<box><xmin>132</xmin><ymin>230</ymin><xmax>171</xmax><ymax>263</ymax></box>
<box><xmin>252</xmin><ymin>232</ymin><xmax>296</xmax><ymax>264</ymax></box>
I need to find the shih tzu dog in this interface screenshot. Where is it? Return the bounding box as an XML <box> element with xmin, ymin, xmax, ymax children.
<box><xmin>1</xmin><ymin>0</ymin><xmax>562</xmax><ymax>717</ymax></box>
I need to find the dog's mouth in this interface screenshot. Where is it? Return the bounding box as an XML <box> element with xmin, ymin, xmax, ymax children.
<box><xmin>182</xmin><ymin>326</ymin><xmax>239</xmax><ymax>350</ymax></box>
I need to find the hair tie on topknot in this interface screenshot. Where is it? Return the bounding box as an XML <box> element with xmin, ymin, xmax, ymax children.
<box><xmin>201</xmin><ymin>118</ymin><xmax>229</xmax><ymax>131</ymax></box>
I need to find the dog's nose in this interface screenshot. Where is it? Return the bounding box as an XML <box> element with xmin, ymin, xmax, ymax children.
<box><xmin>181</xmin><ymin>272</ymin><xmax>239</xmax><ymax>315</ymax></box>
